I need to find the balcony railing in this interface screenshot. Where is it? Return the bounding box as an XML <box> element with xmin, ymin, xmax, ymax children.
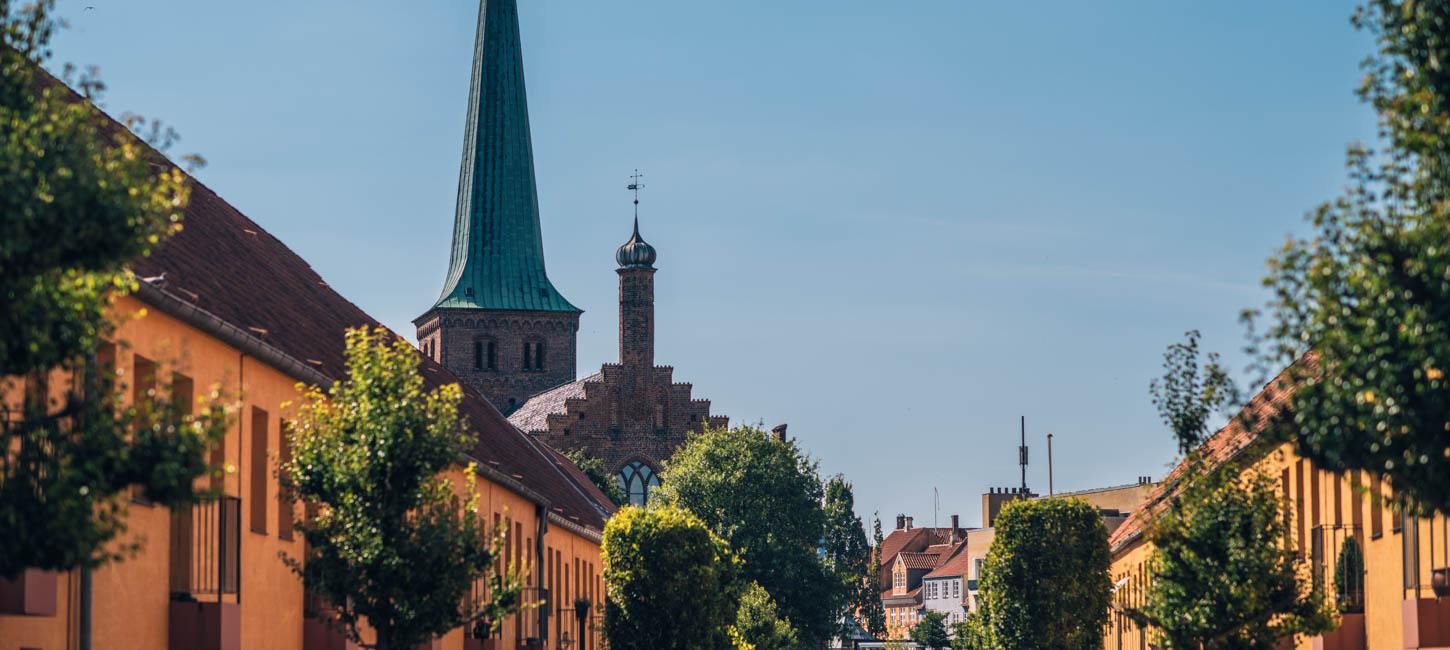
<box><xmin>1403</xmin><ymin>513</ymin><xmax>1450</xmax><ymax>599</ymax></box>
<box><xmin>169</xmin><ymin>496</ymin><xmax>241</xmax><ymax>600</ymax></box>
<box><xmin>1310</xmin><ymin>524</ymin><xmax>1364</xmax><ymax>614</ymax></box>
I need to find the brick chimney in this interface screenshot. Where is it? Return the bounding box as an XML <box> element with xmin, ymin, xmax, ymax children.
<box><xmin>950</xmin><ymin>514</ymin><xmax>960</xmax><ymax>543</ymax></box>
<box><xmin>904</xmin><ymin>516</ymin><xmax>914</xmax><ymax>530</ymax></box>
<box><xmin>896</xmin><ymin>514</ymin><xmax>906</xmax><ymax>530</ymax></box>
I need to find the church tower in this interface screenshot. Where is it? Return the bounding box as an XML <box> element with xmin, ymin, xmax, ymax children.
<box><xmin>415</xmin><ymin>0</ymin><xmax>580</xmax><ymax>413</ymax></box>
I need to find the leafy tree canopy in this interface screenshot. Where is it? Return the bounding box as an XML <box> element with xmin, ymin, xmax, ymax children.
<box><xmin>0</xmin><ymin>0</ymin><xmax>224</xmax><ymax>578</ymax></box>
<box><xmin>822</xmin><ymin>475</ymin><xmax>873</xmax><ymax>642</ymax></box>
<box><xmin>976</xmin><ymin>498</ymin><xmax>1111</xmax><ymax>650</ymax></box>
<box><xmin>1132</xmin><ymin>468</ymin><xmax>1335</xmax><ymax>649</ymax></box>
<box><xmin>863</xmin><ymin>514</ymin><xmax>888</xmax><ymax>639</ymax></box>
<box><xmin>1248</xmin><ymin>0</ymin><xmax>1450</xmax><ymax>514</ymax></box>
<box><xmin>910</xmin><ymin>610</ymin><xmax>951</xmax><ymax>649</ymax></box>
<box><xmin>733</xmin><ymin>581</ymin><xmax>800</xmax><ymax>650</ymax></box>
<box><xmin>283</xmin><ymin>327</ymin><xmax>520</xmax><ymax>650</ymax></box>
<box><xmin>562</xmin><ymin>448</ymin><xmax>626</xmax><ymax>507</ymax></box>
<box><xmin>653</xmin><ymin>425</ymin><xmax>838</xmax><ymax>645</ymax></box>
<box><xmin>602</xmin><ymin>505</ymin><xmax>741</xmax><ymax>650</ymax></box>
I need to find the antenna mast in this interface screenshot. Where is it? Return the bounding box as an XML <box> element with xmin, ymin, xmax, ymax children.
<box><xmin>1019</xmin><ymin>416</ymin><xmax>1029</xmax><ymax>494</ymax></box>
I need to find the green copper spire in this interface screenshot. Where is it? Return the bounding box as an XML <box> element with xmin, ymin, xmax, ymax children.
<box><xmin>433</xmin><ymin>0</ymin><xmax>579</xmax><ymax>313</ymax></box>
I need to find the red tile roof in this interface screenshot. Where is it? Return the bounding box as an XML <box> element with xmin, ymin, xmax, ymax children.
<box><xmin>1106</xmin><ymin>369</ymin><xmax>1298</xmax><ymax>554</ymax></box>
<box><xmin>117</xmin><ymin>121</ymin><xmax>612</xmax><ymax>534</ymax></box>
<box><xmin>924</xmin><ymin>540</ymin><xmax>972</xmax><ymax>579</ymax></box>
<box><xmin>898</xmin><ymin>551</ymin><xmax>944</xmax><ymax>570</ymax></box>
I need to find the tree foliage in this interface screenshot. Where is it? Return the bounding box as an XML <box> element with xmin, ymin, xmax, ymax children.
<box><xmin>863</xmin><ymin>514</ymin><xmax>888</xmax><ymax>639</ymax></box>
<box><xmin>1246</xmin><ymin>0</ymin><xmax>1450</xmax><ymax>514</ymax></box>
<box><xmin>1151</xmin><ymin>330</ymin><xmax>1241</xmax><ymax>455</ymax></box>
<box><xmin>821</xmin><ymin>475</ymin><xmax>872</xmax><ymax>642</ymax></box>
<box><xmin>282</xmin><ymin>327</ymin><xmax>520</xmax><ymax>650</ymax></box>
<box><xmin>562</xmin><ymin>448</ymin><xmax>626</xmax><ymax>507</ymax></box>
<box><xmin>654</xmin><ymin>425</ymin><xmax>839</xmax><ymax>645</ymax></box>
<box><xmin>1131</xmin><ymin>468</ymin><xmax>1335</xmax><ymax>649</ymax></box>
<box><xmin>975</xmin><ymin>498</ymin><xmax>1111</xmax><ymax>650</ymax></box>
<box><xmin>602</xmin><ymin>505</ymin><xmax>742</xmax><ymax>650</ymax></box>
<box><xmin>734</xmin><ymin>581</ymin><xmax>800</xmax><ymax>650</ymax></box>
<box><xmin>910</xmin><ymin>610</ymin><xmax>951</xmax><ymax>649</ymax></box>
<box><xmin>0</xmin><ymin>0</ymin><xmax>225</xmax><ymax>578</ymax></box>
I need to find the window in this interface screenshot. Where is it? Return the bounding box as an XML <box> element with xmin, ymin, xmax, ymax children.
<box><xmin>523</xmin><ymin>340</ymin><xmax>546</xmax><ymax>371</ymax></box>
<box><xmin>618</xmin><ymin>461</ymin><xmax>660</xmax><ymax>506</ymax></box>
<box><xmin>474</xmin><ymin>338</ymin><xmax>498</xmax><ymax>371</ymax></box>
<box><xmin>278</xmin><ymin>420</ymin><xmax>294</xmax><ymax>541</ymax></box>
<box><xmin>131</xmin><ymin>356</ymin><xmax>158</xmax><ymax>504</ymax></box>
<box><xmin>1370</xmin><ymin>477</ymin><xmax>1384</xmax><ymax>537</ymax></box>
<box><xmin>250</xmin><ymin>406</ymin><xmax>269</xmax><ymax>535</ymax></box>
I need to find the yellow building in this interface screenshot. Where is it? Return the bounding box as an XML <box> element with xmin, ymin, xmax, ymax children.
<box><xmin>1105</xmin><ymin>376</ymin><xmax>1450</xmax><ymax>650</ymax></box>
<box><xmin>0</xmin><ymin>127</ymin><xmax>614</xmax><ymax>650</ymax></box>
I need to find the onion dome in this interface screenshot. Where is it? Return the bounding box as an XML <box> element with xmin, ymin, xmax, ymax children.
<box><xmin>616</xmin><ymin>218</ymin><xmax>657</xmax><ymax>269</ymax></box>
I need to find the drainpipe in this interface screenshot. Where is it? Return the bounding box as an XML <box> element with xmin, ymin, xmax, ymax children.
<box><xmin>536</xmin><ymin>504</ymin><xmax>549</xmax><ymax>647</ymax></box>
<box><xmin>79</xmin><ymin>568</ymin><xmax>92</xmax><ymax>650</ymax></box>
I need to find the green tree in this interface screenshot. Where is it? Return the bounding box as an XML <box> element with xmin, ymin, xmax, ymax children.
<box><xmin>562</xmin><ymin>448</ymin><xmax>626</xmax><ymax>507</ymax></box>
<box><xmin>1135</xmin><ymin>334</ymin><xmax>1334</xmax><ymax>649</ymax></box>
<box><xmin>910</xmin><ymin>610</ymin><xmax>951</xmax><ymax>649</ymax></box>
<box><xmin>1246</xmin><ymin>0</ymin><xmax>1450</xmax><ymax>514</ymax></box>
<box><xmin>822</xmin><ymin>475</ymin><xmax>872</xmax><ymax>641</ymax></box>
<box><xmin>1131</xmin><ymin>469</ymin><xmax>1335</xmax><ymax>649</ymax></box>
<box><xmin>863</xmin><ymin>514</ymin><xmax>888</xmax><ymax>638</ymax></box>
<box><xmin>975</xmin><ymin>498</ymin><xmax>1111</xmax><ymax>650</ymax></box>
<box><xmin>0</xmin><ymin>0</ymin><xmax>225</xmax><ymax>578</ymax></box>
<box><xmin>949</xmin><ymin>615</ymin><xmax>988</xmax><ymax>650</ymax></box>
<box><xmin>1150</xmin><ymin>330</ymin><xmax>1241</xmax><ymax>455</ymax></box>
<box><xmin>601</xmin><ymin>505</ymin><xmax>741</xmax><ymax>650</ymax></box>
<box><xmin>282</xmin><ymin>327</ymin><xmax>521</xmax><ymax>650</ymax></box>
<box><xmin>734</xmin><ymin>581</ymin><xmax>800</xmax><ymax>650</ymax></box>
<box><xmin>653</xmin><ymin>425</ymin><xmax>837</xmax><ymax>644</ymax></box>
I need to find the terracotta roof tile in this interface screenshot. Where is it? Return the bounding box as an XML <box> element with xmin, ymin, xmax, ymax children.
<box><xmin>1106</xmin><ymin>368</ymin><xmax>1299</xmax><ymax>553</ymax></box>
<box><xmin>924</xmin><ymin>540</ymin><xmax>972</xmax><ymax>579</ymax></box>
<box><xmin>122</xmin><ymin>127</ymin><xmax>611</xmax><ymax>533</ymax></box>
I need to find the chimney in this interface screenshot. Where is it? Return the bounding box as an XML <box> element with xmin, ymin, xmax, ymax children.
<box><xmin>949</xmin><ymin>514</ymin><xmax>960</xmax><ymax>543</ymax></box>
<box><xmin>772</xmin><ymin>424</ymin><xmax>788</xmax><ymax>442</ymax></box>
<box><xmin>896</xmin><ymin>514</ymin><xmax>906</xmax><ymax>530</ymax></box>
<box><xmin>905</xmin><ymin>516</ymin><xmax>914</xmax><ymax>530</ymax></box>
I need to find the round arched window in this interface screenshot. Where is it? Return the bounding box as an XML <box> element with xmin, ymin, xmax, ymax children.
<box><xmin>618</xmin><ymin>461</ymin><xmax>661</xmax><ymax>506</ymax></box>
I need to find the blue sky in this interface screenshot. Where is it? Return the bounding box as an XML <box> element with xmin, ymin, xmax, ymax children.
<box><xmin>54</xmin><ymin>0</ymin><xmax>1373</xmax><ymax>527</ymax></box>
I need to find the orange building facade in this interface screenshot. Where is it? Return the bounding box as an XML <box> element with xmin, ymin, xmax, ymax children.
<box><xmin>1105</xmin><ymin>379</ymin><xmax>1450</xmax><ymax>650</ymax></box>
<box><xmin>0</xmin><ymin>141</ymin><xmax>613</xmax><ymax>650</ymax></box>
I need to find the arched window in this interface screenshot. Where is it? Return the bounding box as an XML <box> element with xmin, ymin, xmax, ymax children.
<box><xmin>617</xmin><ymin>461</ymin><xmax>660</xmax><ymax>507</ymax></box>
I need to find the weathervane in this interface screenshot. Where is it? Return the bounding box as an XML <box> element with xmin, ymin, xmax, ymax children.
<box><xmin>627</xmin><ymin>169</ymin><xmax>645</xmax><ymax>220</ymax></box>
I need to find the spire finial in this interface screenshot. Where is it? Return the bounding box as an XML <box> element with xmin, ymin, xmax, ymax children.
<box><xmin>627</xmin><ymin>169</ymin><xmax>644</xmax><ymax>221</ymax></box>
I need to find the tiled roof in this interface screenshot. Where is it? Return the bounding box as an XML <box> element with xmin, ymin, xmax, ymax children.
<box><xmin>1106</xmin><ymin>368</ymin><xmax>1299</xmax><ymax>554</ymax></box>
<box><xmin>924</xmin><ymin>540</ymin><xmax>972</xmax><ymax>579</ymax></box>
<box><xmin>124</xmin><ymin>128</ymin><xmax>611</xmax><ymax>534</ymax></box>
<box><xmin>898</xmin><ymin>551</ymin><xmax>943</xmax><ymax>570</ymax></box>
<box><xmin>882</xmin><ymin>586</ymin><xmax>922</xmax><ymax>608</ymax></box>
<box><xmin>508</xmin><ymin>374</ymin><xmax>598</xmax><ymax>432</ymax></box>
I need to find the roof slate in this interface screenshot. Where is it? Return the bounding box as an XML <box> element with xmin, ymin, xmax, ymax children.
<box><xmin>508</xmin><ymin>373</ymin><xmax>598</xmax><ymax>432</ymax></box>
<box><xmin>128</xmin><ymin>158</ymin><xmax>610</xmax><ymax>534</ymax></box>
